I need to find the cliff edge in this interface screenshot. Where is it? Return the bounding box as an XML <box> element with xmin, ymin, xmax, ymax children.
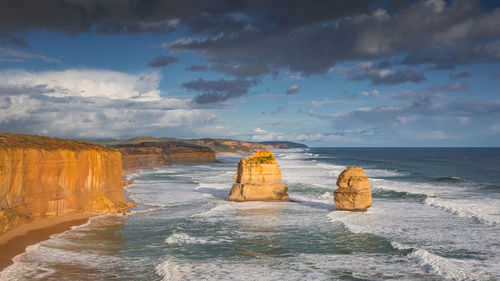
<box><xmin>229</xmin><ymin>151</ymin><xmax>289</xmax><ymax>202</ymax></box>
<box><xmin>114</xmin><ymin>141</ymin><xmax>216</xmax><ymax>173</ymax></box>
<box><xmin>0</xmin><ymin>132</ymin><xmax>128</xmax><ymax>235</ymax></box>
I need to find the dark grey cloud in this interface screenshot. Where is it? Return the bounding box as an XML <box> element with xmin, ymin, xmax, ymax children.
<box><xmin>147</xmin><ymin>56</ymin><xmax>179</xmax><ymax>68</ymax></box>
<box><xmin>391</xmin><ymin>82</ymin><xmax>469</xmax><ymax>100</ymax></box>
<box><xmin>0</xmin><ymin>84</ymin><xmax>53</xmax><ymax>95</ymax></box>
<box><xmin>265</xmin><ymin>106</ymin><xmax>286</xmax><ymax>115</ymax></box>
<box><xmin>491</xmin><ymin>71</ymin><xmax>500</xmax><ymax>80</ymax></box>
<box><xmin>286</xmin><ymin>85</ymin><xmax>300</xmax><ymax>95</ymax></box>
<box><xmin>167</xmin><ymin>0</ymin><xmax>500</xmax><ymax>77</ymax></box>
<box><xmin>1</xmin><ymin>35</ymin><xmax>29</xmax><ymax>48</ymax></box>
<box><xmin>345</xmin><ymin>65</ymin><xmax>426</xmax><ymax>85</ymax></box>
<box><xmin>185</xmin><ymin>64</ymin><xmax>209</xmax><ymax>71</ymax></box>
<box><xmin>182</xmin><ymin>78</ymin><xmax>257</xmax><ymax>104</ymax></box>
<box><xmin>450</xmin><ymin>72</ymin><xmax>472</xmax><ymax>80</ymax></box>
<box><xmin>1</xmin><ymin>0</ymin><xmax>499</xmax><ymax>80</ymax></box>
<box><xmin>0</xmin><ymin>0</ymin><xmax>375</xmax><ymax>42</ymax></box>
<box><xmin>210</xmin><ymin>61</ymin><xmax>272</xmax><ymax>79</ymax></box>
<box><xmin>402</xmin><ymin>40</ymin><xmax>500</xmax><ymax>70</ymax></box>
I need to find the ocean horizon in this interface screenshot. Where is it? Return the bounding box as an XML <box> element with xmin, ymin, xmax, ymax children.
<box><xmin>1</xmin><ymin>147</ymin><xmax>499</xmax><ymax>280</ymax></box>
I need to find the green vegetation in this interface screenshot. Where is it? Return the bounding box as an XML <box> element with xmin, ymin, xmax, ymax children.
<box><xmin>248</xmin><ymin>154</ymin><xmax>275</xmax><ymax>164</ymax></box>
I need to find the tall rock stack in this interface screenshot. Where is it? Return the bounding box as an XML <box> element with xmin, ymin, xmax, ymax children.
<box><xmin>229</xmin><ymin>151</ymin><xmax>289</xmax><ymax>202</ymax></box>
<box><xmin>334</xmin><ymin>167</ymin><xmax>373</xmax><ymax>211</ymax></box>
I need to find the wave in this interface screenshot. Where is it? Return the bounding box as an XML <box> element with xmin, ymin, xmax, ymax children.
<box><xmin>124</xmin><ymin>186</ymin><xmax>167</xmax><ymax>209</ymax></box>
<box><xmin>424</xmin><ymin>197</ymin><xmax>499</xmax><ymax>226</ymax></box>
<box><xmin>434</xmin><ymin>177</ymin><xmax>468</xmax><ymax>183</ymax></box>
<box><xmin>364</xmin><ymin>168</ymin><xmax>407</xmax><ymax>178</ymax></box>
<box><xmin>372</xmin><ymin>189</ymin><xmax>428</xmax><ymax>200</ymax></box>
<box><xmin>478</xmin><ymin>183</ymin><xmax>500</xmax><ymax>193</ymax></box>
<box><xmin>371</xmin><ymin>178</ymin><xmax>437</xmax><ymax>197</ymax></box>
<box><xmin>408</xmin><ymin>249</ymin><xmax>480</xmax><ymax>281</ymax></box>
<box><xmin>164</xmin><ymin>232</ymin><xmax>232</xmax><ymax>245</ymax></box>
<box><xmin>391</xmin><ymin>242</ymin><xmax>482</xmax><ymax>281</ymax></box>
<box><xmin>329</xmin><ymin>213</ymin><xmax>488</xmax><ymax>281</ymax></box>
<box><xmin>0</xmin><ymin>215</ymin><xmax>122</xmax><ymax>280</ymax></box>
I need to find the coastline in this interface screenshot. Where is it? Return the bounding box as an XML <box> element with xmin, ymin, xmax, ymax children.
<box><xmin>0</xmin><ymin>213</ymin><xmax>93</xmax><ymax>271</ymax></box>
<box><xmin>0</xmin><ymin>159</ymin><xmax>215</xmax><ymax>273</ymax></box>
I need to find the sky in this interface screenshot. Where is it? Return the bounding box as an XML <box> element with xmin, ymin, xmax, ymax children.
<box><xmin>0</xmin><ymin>0</ymin><xmax>499</xmax><ymax>147</ymax></box>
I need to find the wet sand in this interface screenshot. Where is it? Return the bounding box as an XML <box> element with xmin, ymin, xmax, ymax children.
<box><xmin>0</xmin><ymin>214</ymin><xmax>92</xmax><ymax>271</ymax></box>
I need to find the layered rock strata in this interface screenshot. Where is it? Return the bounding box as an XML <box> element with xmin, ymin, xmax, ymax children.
<box><xmin>334</xmin><ymin>167</ymin><xmax>373</xmax><ymax>211</ymax></box>
<box><xmin>229</xmin><ymin>151</ymin><xmax>289</xmax><ymax>202</ymax></box>
<box><xmin>0</xmin><ymin>133</ymin><xmax>128</xmax><ymax>235</ymax></box>
<box><xmin>114</xmin><ymin>142</ymin><xmax>216</xmax><ymax>172</ymax></box>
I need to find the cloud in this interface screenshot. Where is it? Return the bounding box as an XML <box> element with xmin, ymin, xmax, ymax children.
<box><xmin>491</xmin><ymin>71</ymin><xmax>500</xmax><ymax>80</ymax></box>
<box><xmin>147</xmin><ymin>56</ymin><xmax>179</xmax><ymax>68</ymax></box>
<box><xmin>0</xmin><ymin>0</ymin><xmax>374</xmax><ymax>39</ymax></box>
<box><xmin>167</xmin><ymin>0</ymin><xmax>500</xmax><ymax>78</ymax></box>
<box><xmin>339</xmin><ymin>62</ymin><xmax>426</xmax><ymax>85</ymax></box>
<box><xmin>0</xmin><ymin>84</ymin><xmax>54</xmax><ymax>96</ymax></box>
<box><xmin>308</xmin><ymin>84</ymin><xmax>500</xmax><ymax>144</ymax></box>
<box><xmin>306</xmin><ymin>99</ymin><xmax>359</xmax><ymax>108</ymax></box>
<box><xmin>0</xmin><ymin>69</ymin><xmax>162</xmax><ymax>101</ymax></box>
<box><xmin>0</xmin><ymin>46</ymin><xmax>60</xmax><ymax>63</ymax></box>
<box><xmin>391</xmin><ymin>82</ymin><xmax>469</xmax><ymax>99</ymax></box>
<box><xmin>249</xmin><ymin>128</ymin><xmax>364</xmax><ymax>143</ymax></box>
<box><xmin>266</xmin><ymin>106</ymin><xmax>286</xmax><ymax>115</ymax></box>
<box><xmin>208</xmin><ymin>61</ymin><xmax>272</xmax><ymax>78</ymax></box>
<box><xmin>286</xmin><ymin>85</ymin><xmax>300</xmax><ymax>95</ymax></box>
<box><xmin>182</xmin><ymin>78</ymin><xmax>257</xmax><ymax>104</ymax></box>
<box><xmin>185</xmin><ymin>64</ymin><xmax>209</xmax><ymax>71</ymax></box>
<box><xmin>2</xmin><ymin>1</ymin><xmax>499</xmax><ymax>78</ymax></box>
<box><xmin>450</xmin><ymin>72</ymin><xmax>472</xmax><ymax>80</ymax></box>
<box><xmin>0</xmin><ymin>68</ymin><xmax>219</xmax><ymax>138</ymax></box>
<box><xmin>250</xmin><ymin>127</ymin><xmax>284</xmax><ymax>142</ymax></box>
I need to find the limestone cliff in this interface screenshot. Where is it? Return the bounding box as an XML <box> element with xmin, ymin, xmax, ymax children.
<box><xmin>229</xmin><ymin>151</ymin><xmax>289</xmax><ymax>202</ymax></box>
<box><xmin>0</xmin><ymin>133</ymin><xmax>128</xmax><ymax>235</ymax></box>
<box><xmin>334</xmin><ymin>167</ymin><xmax>373</xmax><ymax>211</ymax></box>
<box><xmin>90</xmin><ymin>136</ymin><xmax>307</xmax><ymax>154</ymax></box>
<box><xmin>114</xmin><ymin>142</ymin><xmax>216</xmax><ymax>173</ymax></box>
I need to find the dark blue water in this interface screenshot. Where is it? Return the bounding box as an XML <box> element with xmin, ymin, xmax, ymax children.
<box><xmin>2</xmin><ymin>148</ymin><xmax>499</xmax><ymax>280</ymax></box>
<box><xmin>312</xmin><ymin>147</ymin><xmax>500</xmax><ymax>186</ymax></box>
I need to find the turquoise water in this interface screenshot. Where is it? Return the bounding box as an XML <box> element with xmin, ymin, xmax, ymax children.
<box><xmin>1</xmin><ymin>148</ymin><xmax>499</xmax><ymax>280</ymax></box>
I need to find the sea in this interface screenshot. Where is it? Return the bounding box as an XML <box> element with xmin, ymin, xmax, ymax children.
<box><xmin>1</xmin><ymin>148</ymin><xmax>499</xmax><ymax>281</ymax></box>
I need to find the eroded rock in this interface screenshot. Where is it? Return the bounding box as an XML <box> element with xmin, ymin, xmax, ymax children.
<box><xmin>229</xmin><ymin>151</ymin><xmax>289</xmax><ymax>202</ymax></box>
<box><xmin>334</xmin><ymin>167</ymin><xmax>373</xmax><ymax>211</ymax></box>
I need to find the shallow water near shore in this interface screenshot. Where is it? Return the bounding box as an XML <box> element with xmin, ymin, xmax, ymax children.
<box><xmin>1</xmin><ymin>148</ymin><xmax>499</xmax><ymax>280</ymax></box>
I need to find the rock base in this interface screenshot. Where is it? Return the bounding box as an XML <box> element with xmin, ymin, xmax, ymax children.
<box><xmin>333</xmin><ymin>190</ymin><xmax>373</xmax><ymax>211</ymax></box>
<box><xmin>229</xmin><ymin>183</ymin><xmax>289</xmax><ymax>202</ymax></box>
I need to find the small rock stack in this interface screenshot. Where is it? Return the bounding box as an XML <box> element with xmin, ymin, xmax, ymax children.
<box><xmin>229</xmin><ymin>151</ymin><xmax>289</xmax><ymax>202</ymax></box>
<box><xmin>334</xmin><ymin>167</ymin><xmax>373</xmax><ymax>211</ymax></box>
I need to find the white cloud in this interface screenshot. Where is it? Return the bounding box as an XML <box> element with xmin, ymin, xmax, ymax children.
<box><xmin>0</xmin><ymin>47</ymin><xmax>61</xmax><ymax>63</ymax></box>
<box><xmin>0</xmin><ymin>69</ymin><xmax>162</xmax><ymax>101</ymax></box>
<box><xmin>307</xmin><ymin>99</ymin><xmax>359</xmax><ymax>107</ymax></box>
<box><xmin>0</xmin><ymin>68</ymin><xmax>220</xmax><ymax>138</ymax></box>
<box><xmin>250</xmin><ymin>127</ymin><xmax>284</xmax><ymax>141</ymax></box>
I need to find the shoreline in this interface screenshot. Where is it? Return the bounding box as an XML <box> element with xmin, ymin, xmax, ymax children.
<box><xmin>0</xmin><ymin>159</ymin><xmax>215</xmax><ymax>273</ymax></box>
<box><xmin>0</xmin><ymin>213</ymin><xmax>93</xmax><ymax>271</ymax></box>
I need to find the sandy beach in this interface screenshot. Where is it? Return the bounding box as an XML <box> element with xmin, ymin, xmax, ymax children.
<box><xmin>0</xmin><ymin>214</ymin><xmax>92</xmax><ymax>271</ymax></box>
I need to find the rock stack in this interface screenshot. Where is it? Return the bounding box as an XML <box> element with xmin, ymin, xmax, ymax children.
<box><xmin>334</xmin><ymin>167</ymin><xmax>372</xmax><ymax>211</ymax></box>
<box><xmin>229</xmin><ymin>151</ymin><xmax>289</xmax><ymax>202</ymax></box>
